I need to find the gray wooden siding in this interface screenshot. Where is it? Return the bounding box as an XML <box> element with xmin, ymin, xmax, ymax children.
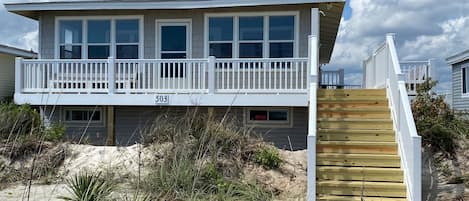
<box><xmin>452</xmin><ymin>60</ymin><xmax>469</xmax><ymax>111</ymax></box>
<box><xmin>42</xmin><ymin>106</ymin><xmax>307</xmax><ymax>149</ymax></box>
<box><xmin>38</xmin><ymin>5</ymin><xmax>314</xmax><ymax>59</ymax></box>
<box><xmin>43</xmin><ymin>106</ymin><xmax>108</xmax><ymax>144</ymax></box>
<box><xmin>114</xmin><ymin>106</ymin><xmax>307</xmax><ymax>150</ymax></box>
<box><xmin>0</xmin><ymin>53</ymin><xmax>15</xmax><ymax>100</ymax></box>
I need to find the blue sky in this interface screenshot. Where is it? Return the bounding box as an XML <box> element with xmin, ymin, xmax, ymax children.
<box><xmin>1</xmin><ymin>0</ymin><xmax>468</xmax><ymax>93</ymax></box>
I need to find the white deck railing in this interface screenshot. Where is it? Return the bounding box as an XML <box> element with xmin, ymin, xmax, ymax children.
<box><xmin>15</xmin><ymin>57</ymin><xmax>308</xmax><ymax>95</ymax></box>
<box><xmin>320</xmin><ymin>69</ymin><xmax>344</xmax><ymax>87</ymax></box>
<box><xmin>400</xmin><ymin>60</ymin><xmax>433</xmax><ymax>95</ymax></box>
<box><xmin>363</xmin><ymin>33</ymin><xmax>421</xmax><ymax>201</ymax></box>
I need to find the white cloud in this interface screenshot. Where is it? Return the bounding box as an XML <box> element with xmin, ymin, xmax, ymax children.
<box><xmin>326</xmin><ymin>0</ymin><xmax>469</xmax><ymax>92</ymax></box>
<box><xmin>0</xmin><ymin>3</ymin><xmax>38</xmax><ymax>51</ymax></box>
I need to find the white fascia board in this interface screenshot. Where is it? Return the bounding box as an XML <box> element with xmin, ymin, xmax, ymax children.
<box><xmin>5</xmin><ymin>0</ymin><xmax>344</xmax><ymax>12</ymax></box>
<box><xmin>0</xmin><ymin>45</ymin><xmax>37</xmax><ymax>58</ymax></box>
<box><xmin>14</xmin><ymin>93</ymin><xmax>309</xmax><ymax>107</ymax></box>
<box><xmin>446</xmin><ymin>49</ymin><xmax>469</xmax><ymax>66</ymax></box>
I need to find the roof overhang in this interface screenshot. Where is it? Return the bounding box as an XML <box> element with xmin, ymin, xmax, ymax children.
<box><xmin>5</xmin><ymin>0</ymin><xmax>344</xmax><ymax>64</ymax></box>
<box><xmin>0</xmin><ymin>45</ymin><xmax>37</xmax><ymax>58</ymax></box>
<box><xmin>446</xmin><ymin>49</ymin><xmax>469</xmax><ymax>65</ymax></box>
<box><xmin>5</xmin><ymin>0</ymin><xmax>343</xmax><ymax>19</ymax></box>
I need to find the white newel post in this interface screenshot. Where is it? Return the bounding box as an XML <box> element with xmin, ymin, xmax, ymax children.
<box><xmin>108</xmin><ymin>57</ymin><xmax>115</xmax><ymax>94</ymax></box>
<box><xmin>338</xmin><ymin>68</ymin><xmax>345</xmax><ymax>87</ymax></box>
<box><xmin>208</xmin><ymin>56</ymin><xmax>215</xmax><ymax>94</ymax></box>
<box><xmin>307</xmin><ymin>7</ymin><xmax>319</xmax><ymax>201</ymax></box>
<box><xmin>15</xmin><ymin>57</ymin><xmax>23</xmax><ymax>95</ymax></box>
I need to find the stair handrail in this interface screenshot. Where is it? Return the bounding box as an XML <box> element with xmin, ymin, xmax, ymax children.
<box><xmin>365</xmin><ymin>33</ymin><xmax>421</xmax><ymax>201</ymax></box>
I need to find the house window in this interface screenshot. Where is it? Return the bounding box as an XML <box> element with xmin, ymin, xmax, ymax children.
<box><xmin>116</xmin><ymin>19</ymin><xmax>140</xmax><ymax>59</ymax></box>
<box><xmin>239</xmin><ymin>16</ymin><xmax>263</xmax><ymax>58</ymax></box>
<box><xmin>207</xmin><ymin>13</ymin><xmax>297</xmax><ymax>59</ymax></box>
<box><xmin>57</xmin><ymin>17</ymin><xmax>141</xmax><ymax>59</ymax></box>
<box><xmin>463</xmin><ymin>67</ymin><xmax>468</xmax><ymax>95</ymax></box>
<box><xmin>64</xmin><ymin>108</ymin><xmax>102</xmax><ymax>123</ymax></box>
<box><xmin>209</xmin><ymin>17</ymin><xmax>234</xmax><ymax>58</ymax></box>
<box><xmin>59</xmin><ymin>20</ymin><xmax>83</xmax><ymax>59</ymax></box>
<box><xmin>87</xmin><ymin>20</ymin><xmax>111</xmax><ymax>59</ymax></box>
<box><xmin>269</xmin><ymin>16</ymin><xmax>295</xmax><ymax>58</ymax></box>
<box><xmin>246</xmin><ymin>108</ymin><xmax>292</xmax><ymax>127</ymax></box>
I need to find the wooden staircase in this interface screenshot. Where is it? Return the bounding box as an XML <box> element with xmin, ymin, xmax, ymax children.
<box><xmin>316</xmin><ymin>89</ymin><xmax>407</xmax><ymax>201</ymax></box>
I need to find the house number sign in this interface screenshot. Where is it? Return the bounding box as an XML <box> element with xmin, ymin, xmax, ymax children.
<box><xmin>155</xmin><ymin>95</ymin><xmax>170</xmax><ymax>105</ymax></box>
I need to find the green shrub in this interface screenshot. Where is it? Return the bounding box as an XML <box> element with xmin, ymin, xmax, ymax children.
<box><xmin>411</xmin><ymin>79</ymin><xmax>469</xmax><ymax>156</ymax></box>
<box><xmin>44</xmin><ymin>123</ymin><xmax>65</xmax><ymax>142</ymax></box>
<box><xmin>254</xmin><ymin>146</ymin><xmax>282</xmax><ymax>169</ymax></box>
<box><xmin>0</xmin><ymin>102</ymin><xmax>41</xmax><ymax>139</ymax></box>
<box><xmin>59</xmin><ymin>171</ymin><xmax>115</xmax><ymax>201</ymax></box>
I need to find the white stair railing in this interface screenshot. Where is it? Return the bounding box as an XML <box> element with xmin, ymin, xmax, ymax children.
<box><xmin>363</xmin><ymin>33</ymin><xmax>421</xmax><ymax>201</ymax></box>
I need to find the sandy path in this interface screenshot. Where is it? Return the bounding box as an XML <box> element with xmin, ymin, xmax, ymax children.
<box><xmin>0</xmin><ymin>183</ymin><xmax>68</xmax><ymax>201</ymax></box>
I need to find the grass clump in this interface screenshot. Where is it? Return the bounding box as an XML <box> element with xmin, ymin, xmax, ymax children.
<box><xmin>254</xmin><ymin>146</ymin><xmax>282</xmax><ymax>169</ymax></box>
<box><xmin>59</xmin><ymin>171</ymin><xmax>115</xmax><ymax>201</ymax></box>
<box><xmin>139</xmin><ymin>109</ymin><xmax>274</xmax><ymax>200</ymax></box>
<box><xmin>411</xmin><ymin>79</ymin><xmax>469</xmax><ymax>156</ymax></box>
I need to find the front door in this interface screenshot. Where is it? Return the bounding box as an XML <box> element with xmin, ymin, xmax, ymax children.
<box><xmin>157</xmin><ymin>21</ymin><xmax>191</xmax><ymax>78</ymax></box>
<box><xmin>157</xmin><ymin>21</ymin><xmax>190</xmax><ymax>59</ymax></box>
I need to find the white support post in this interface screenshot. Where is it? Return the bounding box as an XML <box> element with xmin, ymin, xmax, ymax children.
<box><xmin>412</xmin><ymin>136</ymin><xmax>422</xmax><ymax>201</ymax></box>
<box><xmin>428</xmin><ymin>58</ymin><xmax>436</xmax><ymax>80</ymax></box>
<box><xmin>307</xmin><ymin>35</ymin><xmax>318</xmax><ymax>201</ymax></box>
<box><xmin>307</xmin><ymin>7</ymin><xmax>320</xmax><ymax>201</ymax></box>
<box><xmin>108</xmin><ymin>57</ymin><xmax>115</xmax><ymax>94</ymax></box>
<box><xmin>15</xmin><ymin>57</ymin><xmax>23</xmax><ymax>96</ymax></box>
<box><xmin>208</xmin><ymin>56</ymin><xmax>215</xmax><ymax>94</ymax></box>
<box><xmin>338</xmin><ymin>68</ymin><xmax>345</xmax><ymax>87</ymax></box>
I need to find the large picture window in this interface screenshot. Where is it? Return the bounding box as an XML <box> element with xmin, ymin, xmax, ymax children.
<box><xmin>207</xmin><ymin>13</ymin><xmax>297</xmax><ymax>59</ymax></box>
<box><xmin>57</xmin><ymin>17</ymin><xmax>141</xmax><ymax>59</ymax></box>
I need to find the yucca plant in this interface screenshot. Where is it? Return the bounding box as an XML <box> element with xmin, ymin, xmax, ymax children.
<box><xmin>59</xmin><ymin>171</ymin><xmax>115</xmax><ymax>201</ymax></box>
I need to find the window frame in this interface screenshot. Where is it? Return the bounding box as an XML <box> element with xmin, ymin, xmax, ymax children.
<box><xmin>462</xmin><ymin>65</ymin><xmax>469</xmax><ymax>97</ymax></box>
<box><xmin>245</xmin><ymin>107</ymin><xmax>293</xmax><ymax>128</ymax></box>
<box><xmin>55</xmin><ymin>15</ymin><xmax>144</xmax><ymax>59</ymax></box>
<box><xmin>204</xmin><ymin>11</ymin><xmax>300</xmax><ymax>59</ymax></box>
<box><xmin>63</xmin><ymin>107</ymin><xmax>104</xmax><ymax>126</ymax></box>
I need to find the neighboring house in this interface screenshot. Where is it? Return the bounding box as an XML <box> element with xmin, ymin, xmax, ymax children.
<box><xmin>446</xmin><ymin>49</ymin><xmax>469</xmax><ymax>112</ymax></box>
<box><xmin>0</xmin><ymin>45</ymin><xmax>37</xmax><ymax>101</ymax></box>
<box><xmin>6</xmin><ymin>1</ymin><xmax>422</xmax><ymax>200</ymax></box>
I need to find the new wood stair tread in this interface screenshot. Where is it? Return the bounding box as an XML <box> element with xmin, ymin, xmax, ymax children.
<box><xmin>318</xmin><ymin>108</ymin><xmax>390</xmax><ymax>112</ymax></box>
<box><xmin>318</xmin><ymin>98</ymin><xmax>388</xmax><ymax>102</ymax></box>
<box><xmin>317</xmin><ymin>166</ymin><xmax>404</xmax><ymax>182</ymax></box>
<box><xmin>317</xmin><ymin>195</ymin><xmax>407</xmax><ymax>201</ymax></box>
<box><xmin>317</xmin><ymin>153</ymin><xmax>401</xmax><ymax>168</ymax></box>
<box><xmin>318</xmin><ymin>118</ymin><xmax>392</xmax><ymax>122</ymax></box>
<box><xmin>318</xmin><ymin>129</ymin><xmax>395</xmax><ymax>134</ymax></box>
<box><xmin>317</xmin><ymin>181</ymin><xmax>407</xmax><ymax>198</ymax></box>
<box><xmin>317</xmin><ymin>141</ymin><xmax>397</xmax><ymax>146</ymax></box>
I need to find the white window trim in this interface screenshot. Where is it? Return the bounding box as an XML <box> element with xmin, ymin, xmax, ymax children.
<box><xmin>462</xmin><ymin>65</ymin><xmax>469</xmax><ymax>98</ymax></box>
<box><xmin>63</xmin><ymin>107</ymin><xmax>105</xmax><ymax>126</ymax></box>
<box><xmin>55</xmin><ymin>15</ymin><xmax>144</xmax><ymax>59</ymax></box>
<box><xmin>244</xmin><ymin>107</ymin><xmax>293</xmax><ymax>128</ymax></box>
<box><xmin>155</xmin><ymin>19</ymin><xmax>192</xmax><ymax>59</ymax></box>
<box><xmin>204</xmin><ymin>11</ymin><xmax>300</xmax><ymax>59</ymax></box>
